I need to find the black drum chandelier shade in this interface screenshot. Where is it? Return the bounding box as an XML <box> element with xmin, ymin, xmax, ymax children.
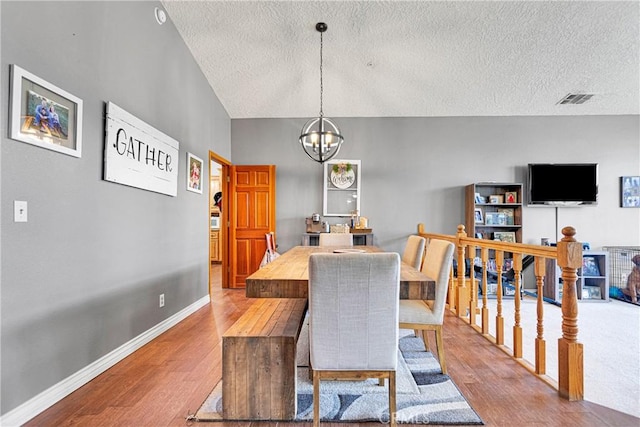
<box><xmin>299</xmin><ymin>22</ymin><xmax>344</xmax><ymax>163</ymax></box>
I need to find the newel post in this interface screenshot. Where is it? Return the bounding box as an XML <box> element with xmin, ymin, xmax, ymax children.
<box><xmin>557</xmin><ymin>226</ymin><xmax>584</xmax><ymax>401</ymax></box>
<box><xmin>455</xmin><ymin>225</ymin><xmax>469</xmax><ymax>317</ymax></box>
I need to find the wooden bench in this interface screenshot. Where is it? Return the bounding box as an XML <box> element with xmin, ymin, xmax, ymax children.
<box><xmin>222</xmin><ymin>297</ymin><xmax>307</xmax><ymax>420</ymax></box>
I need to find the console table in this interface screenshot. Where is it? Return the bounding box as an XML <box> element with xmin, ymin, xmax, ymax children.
<box><xmin>302</xmin><ymin>232</ymin><xmax>373</xmax><ymax>246</ymax></box>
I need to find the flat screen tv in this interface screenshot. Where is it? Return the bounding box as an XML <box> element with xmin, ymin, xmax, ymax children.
<box><xmin>528</xmin><ymin>163</ymin><xmax>598</xmax><ymax>206</ymax></box>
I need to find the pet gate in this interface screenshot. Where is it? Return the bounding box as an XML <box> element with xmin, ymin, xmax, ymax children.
<box><xmin>602</xmin><ymin>246</ymin><xmax>640</xmax><ymax>302</ymax></box>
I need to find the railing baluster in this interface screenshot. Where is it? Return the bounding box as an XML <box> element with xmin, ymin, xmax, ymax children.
<box><xmin>468</xmin><ymin>244</ymin><xmax>477</xmax><ymax>326</ymax></box>
<box><xmin>513</xmin><ymin>253</ymin><xmax>523</xmax><ymax>358</ymax></box>
<box><xmin>534</xmin><ymin>257</ymin><xmax>546</xmax><ymax>375</ymax></box>
<box><xmin>495</xmin><ymin>250</ymin><xmax>504</xmax><ymax>345</ymax></box>
<box><xmin>481</xmin><ymin>247</ymin><xmax>489</xmax><ymax>334</ymax></box>
<box><xmin>456</xmin><ymin>225</ymin><xmax>469</xmax><ymax>317</ymax></box>
<box><xmin>447</xmin><ymin>263</ymin><xmax>456</xmax><ymax>310</ymax></box>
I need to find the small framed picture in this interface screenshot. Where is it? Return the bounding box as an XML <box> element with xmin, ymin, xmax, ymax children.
<box><xmin>486</xmin><ymin>282</ymin><xmax>498</xmax><ymax>295</ymax></box>
<box><xmin>505</xmin><ymin>191</ymin><xmax>517</xmax><ymax>204</ymax></box>
<box><xmin>187</xmin><ymin>152</ymin><xmax>203</xmax><ymax>194</ymax></box>
<box><xmin>9</xmin><ymin>64</ymin><xmax>83</xmax><ymax>157</ymax></box>
<box><xmin>474</xmin><ymin>208</ymin><xmax>484</xmax><ymax>224</ymax></box>
<box><xmin>589</xmin><ymin>286</ymin><xmax>602</xmax><ymax>299</ymax></box>
<box><xmin>474</xmin><ymin>192</ymin><xmax>485</xmax><ymax>204</ymax></box>
<box><xmin>497</xmin><ymin>208</ymin><xmax>515</xmax><ymax>225</ymax></box>
<box><xmin>488</xmin><ymin>194</ymin><xmax>504</xmax><ymax>204</ymax></box>
<box><xmin>582</xmin><ymin>256</ymin><xmax>601</xmax><ymax>276</ymax></box>
<box><xmin>475</xmin><ymin>233</ymin><xmax>483</xmax><ymax>239</ymax></box>
<box><xmin>504</xmin><ymin>284</ymin><xmax>516</xmax><ymax>296</ymax></box>
<box><xmin>503</xmin><ymin>258</ymin><xmax>513</xmax><ymax>270</ymax></box>
<box><xmin>485</xmin><ymin>212</ymin><xmax>506</xmax><ymax>225</ymax></box>
<box><xmin>621</xmin><ymin>176</ymin><xmax>640</xmax><ymax>208</ymax></box>
<box><xmin>494</xmin><ymin>231</ymin><xmax>516</xmax><ymax>243</ymax></box>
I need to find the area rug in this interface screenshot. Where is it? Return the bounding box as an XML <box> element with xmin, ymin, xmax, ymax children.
<box><xmin>192</xmin><ymin>330</ymin><xmax>483</xmax><ymax>424</ymax></box>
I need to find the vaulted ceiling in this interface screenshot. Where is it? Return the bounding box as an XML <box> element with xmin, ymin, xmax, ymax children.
<box><xmin>161</xmin><ymin>1</ymin><xmax>639</xmax><ymax>119</ymax></box>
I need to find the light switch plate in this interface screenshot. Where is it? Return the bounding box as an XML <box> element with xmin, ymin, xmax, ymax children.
<box><xmin>14</xmin><ymin>201</ymin><xmax>28</xmax><ymax>222</ymax></box>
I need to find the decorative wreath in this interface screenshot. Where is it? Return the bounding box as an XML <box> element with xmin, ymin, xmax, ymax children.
<box><xmin>332</xmin><ymin>162</ymin><xmax>352</xmax><ymax>174</ymax></box>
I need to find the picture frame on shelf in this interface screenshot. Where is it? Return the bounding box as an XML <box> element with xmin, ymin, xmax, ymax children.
<box><xmin>486</xmin><ymin>282</ymin><xmax>498</xmax><ymax>295</ymax></box>
<box><xmin>505</xmin><ymin>191</ymin><xmax>517</xmax><ymax>204</ymax></box>
<box><xmin>474</xmin><ymin>192</ymin><xmax>485</xmax><ymax>204</ymax></box>
<box><xmin>488</xmin><ymin>195</ymin><xmax>504</xmax><ymax>204</ymax></box>
<box><xmin>497</xmin><ymin>208</ymin><xmax>514</xmax><ymax>225</ymax></box>
<box><xmin>186</xmin><ymin>152</ymin><xmax>203</xmax><ymax>194</ymax></box>
<box><xmin>582</xmin><ymin>256</ymin><xmax>601</xmax><ymax>276</ymax></box>
<box><xmin>620</xmin><ymin>176</ymin><xmax>640</xmax><ymax>208</ymax></box>
<box><xmin>474</xmin><ymin>208</ymin><xmax>483</xmax><ymax>224</ymax></box>
<box><xmin>589</xmin><ymin>286</ymin><xmax>602</xmax><ymax>299</ymax></box>
<box><xmin>475</xmin><ymin>233</ymin><xmax>483</xmax><ymax>239</ymax></box>
<box><xmin>503</xmin><ymin>258</ymin><xmax>513</xmax><ymax>270</ymax></box>
<box><xmin>9</xmin><ymin>64</ymin><xmax>83</xmax><ymax>158</ymax></box>
<box><xmin>485</xmin><ymin>212</ymin><xmax>506</xmax><ymax>225</ymax></box>
<box><xmin>494</xmin><ymin>231</ymin><xmax>516</xmax><ymax>243</ymax></box>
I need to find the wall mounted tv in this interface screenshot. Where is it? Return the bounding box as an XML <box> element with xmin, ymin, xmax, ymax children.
<box><xmin>527</xmin><ymin>163</ymin><xmax>598</xmax><ymax>206</ymax></box>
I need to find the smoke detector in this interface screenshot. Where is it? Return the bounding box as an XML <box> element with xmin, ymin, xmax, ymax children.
<box><xmin>155</xmin><ymin>7</ymin><xmax>167</xmax><ymax>25</ymax></box>
<box><xmin>557</xmin><ymin>93</ymin><xmax>594</xmax><ymax>105</ymax></box>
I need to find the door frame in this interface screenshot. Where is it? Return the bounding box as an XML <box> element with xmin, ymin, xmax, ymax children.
<box><xmin>209</xmin><ymin>151</ymin><xmax>231</xmax><ymax>292</ymax></box>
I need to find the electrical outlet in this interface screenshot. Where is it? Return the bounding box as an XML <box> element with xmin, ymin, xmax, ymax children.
<box><xmin>159</xmin><ymin>294</ymin><xmax>165</xmax><ymax>308</ymax></box>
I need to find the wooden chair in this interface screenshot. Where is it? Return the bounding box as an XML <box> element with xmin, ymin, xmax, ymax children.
<box><xmin>399</xmin><ymin>239</ymin><xmax>454</xmax><ymax>374</ymax></box>
<box><xmin>265</xmin><ymin>231</ymin><xmax>276</xmax><ymax>254</ymax></box>
<box><xmin>318</xmin><ymin>233</ymin><xmax>353</xmax><ymax>246</ymax></box>
<box><xmin>260</xmin><ymin>232</ymin><xmax>280</xmax><ymax>267</ymax></box>
<box><xmin>308</xmin><ymin>253</ymin><xmax>400</xmax><ymax>427</ymax></box>
<box><xmin>401</xmin><ymin>235</ymin><xmax>426</xmax><ymax>269</ymax></box>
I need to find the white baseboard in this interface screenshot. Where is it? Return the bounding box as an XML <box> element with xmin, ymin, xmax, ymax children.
<box><xmin>0</xmin><ymin>295</ymin><xmax>210</xmax><ymax>427</ymax></box>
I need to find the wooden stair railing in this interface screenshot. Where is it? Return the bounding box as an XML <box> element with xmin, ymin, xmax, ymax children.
<box><xmin>417</xmin><ymin>223</ymin><xmax>584</xmax><ymax>401</ymax></box>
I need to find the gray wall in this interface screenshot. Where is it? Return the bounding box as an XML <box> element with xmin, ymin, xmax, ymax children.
<box><xmin>1</xmin><ymin>1</ymin><xmax>230</xmax><ymax>414</ymax></box>
<box><xmin>231</xmin><ymin>116</ymin><xmax>640</xmax><ymax>253</ymax></box>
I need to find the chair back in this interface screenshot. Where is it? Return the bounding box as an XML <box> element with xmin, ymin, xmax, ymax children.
<box><xmin>265</xmin><ymin>232</ymin><xmax>276</xmax><ymax>254</ymax></box>
<box><xmin>318</xmin><ymin>233</ymin><xmax>353</xmax><ymax>247</ymax></box>
<box><xmin>308</xmin><ymin>253</ymin><xmax>400</xmax><ymax>371</ymax></box>
<box><xmin>402</xmin><ymin>235</ymin><xmax>426</xmax><ymax>270</ymax></box>
<box><xmin>421</xmin><ymin>239</ymin><xmax>455</xmax><ymax>323</ymax></box>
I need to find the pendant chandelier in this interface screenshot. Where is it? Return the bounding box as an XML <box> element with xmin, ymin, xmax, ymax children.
<box><xmin>299</xmin><ymin>22</ymin><xmax>344</xmax><ymax>163</ymax></box>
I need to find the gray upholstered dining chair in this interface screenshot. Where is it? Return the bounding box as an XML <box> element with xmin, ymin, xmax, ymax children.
<box><xmin>308</xmin><ymin>253</ymin><xmax>400</xmax><ymax>427</ymax></box>
<box><xmin>318</xmin><ymin>233</ymin><xmax>353</xmax><ymax>246</ymax></box>
<box><xmin>399</xmin><ymin>238</ymin><xmax>454</xmax><ymax>374</ymax></box>
<box><xmin>401</xmin><ymin>235</ymin><xmax>426</xmax><ymax>270</ymax></box>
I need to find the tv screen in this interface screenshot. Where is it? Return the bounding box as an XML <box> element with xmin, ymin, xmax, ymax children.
<box><xmin>528</xmin><ymin>163</ymin><xmax>598</xmax><ymax>206</ymax></box>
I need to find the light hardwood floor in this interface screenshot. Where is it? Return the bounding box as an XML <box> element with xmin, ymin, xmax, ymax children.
<box><xmin>23</xmin><ymin>267</ymin><xmax>639</xmax><ymax>427</ymax></box>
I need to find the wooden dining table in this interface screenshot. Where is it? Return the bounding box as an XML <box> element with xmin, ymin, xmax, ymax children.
<box><xmin>245</xmin><ymin>245</ymin><xmax>435</xmax><ymax>300</ymax></box>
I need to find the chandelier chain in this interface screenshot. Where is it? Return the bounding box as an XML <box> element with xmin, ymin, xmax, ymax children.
<box><xmin>319</xmin><ymin>30</ymin><xmax>324</xmax><ymax>117</ymax></box>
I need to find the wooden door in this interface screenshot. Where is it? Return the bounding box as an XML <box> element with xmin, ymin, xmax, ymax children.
<box><xmin>229</xmin><ymin>165</ymin><xmax>276</xmax><ymax>288</ymax></box>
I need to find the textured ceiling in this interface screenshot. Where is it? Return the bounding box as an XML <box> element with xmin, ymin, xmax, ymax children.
<box><xmin>161</xmin><ymin>1</ymin><xmax>639</xmax><ymax>119</ymax></box>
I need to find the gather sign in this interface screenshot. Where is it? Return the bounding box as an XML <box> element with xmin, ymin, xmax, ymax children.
<box><xmin>104</xmin><ymin>102</ymin><xmax>179</xmax><ymax>196</ymax></box>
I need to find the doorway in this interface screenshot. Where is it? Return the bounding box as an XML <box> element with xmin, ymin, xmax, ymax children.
<box><xmin>209</xmin><ymin>151</ymin><xmax>231</xmax><ymax>294</ymax></box>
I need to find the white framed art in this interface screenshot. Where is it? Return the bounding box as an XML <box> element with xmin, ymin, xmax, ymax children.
<box><xmin>187</xmin><ymin>152</ymin><xmax>203</xmax><ymax>194</ymax></box>
<box><xmin>323</xmin><ymin>159</ymin><xmax>361</xmax><ymax>217</ymax></box>
<box><xmin>9</xmin><ymin>64</ymin><xmax>83</xmax><ymax>158</ymax></box>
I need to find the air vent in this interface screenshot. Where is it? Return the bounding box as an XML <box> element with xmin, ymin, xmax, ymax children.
<box><xmin>557</xmin><ymin>93</ymin><xmax>594</xmax><ymax>105</ymax></box>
